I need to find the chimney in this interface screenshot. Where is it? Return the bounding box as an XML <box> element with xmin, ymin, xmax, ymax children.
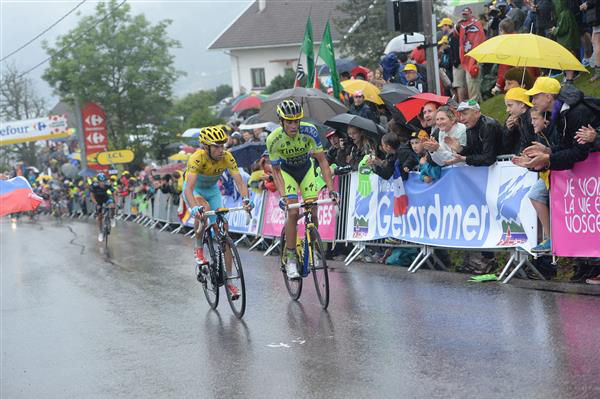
<box><xmin>258</xmin><ymin>0</ymin><xmax>266</xmax><ymax>12</ymax></box>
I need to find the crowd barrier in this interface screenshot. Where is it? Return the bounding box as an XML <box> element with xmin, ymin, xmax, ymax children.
<box><xmin>63</xmin><ymin>159</ymin><xmax>562</xmax><ymax>285</ymax></box>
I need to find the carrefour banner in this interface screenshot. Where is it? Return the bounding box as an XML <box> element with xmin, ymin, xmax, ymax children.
<box><xmin>0</xmin><ymin>115</ymin><xmax>71</xmax><ymax>146</ymax></box>
<box><xmin>345</xmin><ymin>162</ymin><xmax>538</xmax><ymax>250</ymax></box>
<box><xmin>222</xmin><ymin>189</ymin><xmax>264</xmax><ymax>235</ymax></box>
<box><xmin>550</xmin><ymin>153</ymin><xmax>600</xmax><ymax>257</ymax></box>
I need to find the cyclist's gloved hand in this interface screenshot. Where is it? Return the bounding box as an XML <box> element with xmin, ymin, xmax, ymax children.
<box><xmin>278</xmin><ymin>197</ymin><xmax>287</xmax><ymax>211</ymax></box>
<box><xmin>242</xmin><ymin>196</ymin><xmax>254</xmax><ymax>210</ymax></box>
<box><xmin>190</xmin><ymin>205</ymin><xmax>205</xmax><ymax>217</ymax></box>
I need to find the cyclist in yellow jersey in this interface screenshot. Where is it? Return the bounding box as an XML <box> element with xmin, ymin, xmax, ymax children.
<box><xmin>184</xmin><ymin>126</ymin><xmax>253</xmax><ymax>296</ymax></box>
<box><xmin>266</xmin><ymin>99</ymin><xmax>338</xmax><ymax>279</ymax></box>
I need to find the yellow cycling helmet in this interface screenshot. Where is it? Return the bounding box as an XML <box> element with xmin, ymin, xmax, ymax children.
<box><xmin>276</xmin><ymin>99</ymin><xmax>303</xmax><ymax>120</ymax></box>
<box><xmin>199</xmin><ymin>126</ymin><xmax>227</xmax><ymax>146</ymax></box>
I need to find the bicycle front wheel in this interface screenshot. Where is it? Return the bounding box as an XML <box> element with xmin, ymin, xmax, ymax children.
<box><xmin>221</xmin><ymin>236</ymin><xmax>246</xmax><ymax>318</ymax></box>
<box><xmin>309</xmin><ymin>228</ymin><xmax>329</xmax><ymax>309</ymax></box>
<box><xmin>280</xmin><ymin>228</ymin><xmax>302</xmax><ymax>301</ymax></box>
<box><xmin>202</xmin><ymin>229</ymin><xmax>220</xmax><ymax>309</ymax></box>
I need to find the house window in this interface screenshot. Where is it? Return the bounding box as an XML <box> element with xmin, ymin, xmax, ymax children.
<box><xmin>251</xmin><ymin>68</ymin><xmax>266</xmax><ymax>89</ymax></box>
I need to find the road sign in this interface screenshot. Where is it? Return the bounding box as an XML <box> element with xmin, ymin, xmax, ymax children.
<box><xmin>96</xmin><ymin>150</ymin><xmax>135</xmax><ymax>165</ymax></box>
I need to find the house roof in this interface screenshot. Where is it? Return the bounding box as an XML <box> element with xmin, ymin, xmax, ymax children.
<box><xmin>209</xmin><ymin>0</ymin><xmax>345</xmax><ymax>50</ymax></box>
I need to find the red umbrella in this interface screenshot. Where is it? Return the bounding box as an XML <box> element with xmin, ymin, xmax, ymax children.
<box><xmin>232</xmin><ymin>95</ymin><xmax>263</xmax><ymax>112</ymax></box>
<box><xmin>394</xmin><ymin>93</ymin><xmax>450</xmax><ymax>122</ymax></box>
<box><xmin>351</xmin><ymin>66</ymin><xmax>371</xmax><ymax>80</ymax></box>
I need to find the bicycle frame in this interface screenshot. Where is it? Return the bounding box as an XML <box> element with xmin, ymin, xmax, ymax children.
<box><xmin>287</xmin><ymin>199</ymin><xmax>334</xmax><ymax>278</ymax></box>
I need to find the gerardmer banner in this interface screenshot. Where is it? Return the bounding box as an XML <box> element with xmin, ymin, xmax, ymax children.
<box><xmin>550</xmin><ymin>153</ymin><xmax>600</xmax><ymax>257</ymax></box>
<box><xmin>345</xmin><ymin>162</ymin><xmax>538</xmax><ymax>251</ymax></box>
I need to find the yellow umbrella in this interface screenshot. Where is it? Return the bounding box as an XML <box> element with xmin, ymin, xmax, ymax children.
<box><xmin>466</xmin><ymin>33</ymin><xmax>587</xmax><ymax>72</ymax></box>
<box><xmin>341</xmin><ymin>80</ymin><xmax>384</xmax><ymax>105</ymax></box>
<box><xmin>36</xmin><ymin>175</ymin><xmax>52</xmax><ymax>181</ymax></box>
<box><xmin>168</xmin><ymin>152</ymin><xmax>190</xmax><ymax>161</ymax></box>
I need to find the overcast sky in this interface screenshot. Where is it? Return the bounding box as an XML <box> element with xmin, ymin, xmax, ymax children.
<box><xmin>1</xmin><ymin>0</ymin><xmax>252</xmax><ymax>106</ymax></box>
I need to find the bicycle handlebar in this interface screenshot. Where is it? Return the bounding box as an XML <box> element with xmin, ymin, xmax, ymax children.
<box><xmin>287</xmin><ymin>198</ymin><xmax>335</xmax><ymax>210</ymax></box>
<box><xmin>202</xmin><ymin>206</ymin><xmax>247</xmax><ymax>216</ymax></box>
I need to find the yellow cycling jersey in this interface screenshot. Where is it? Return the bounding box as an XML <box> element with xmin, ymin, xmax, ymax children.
<box><xmin>186</xmin><ymin>149</ymin><xmax>239</xmax><ymax>189</ymax></box>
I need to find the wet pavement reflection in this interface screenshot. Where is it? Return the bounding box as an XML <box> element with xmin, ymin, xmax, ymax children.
<box><xmin>2</xmin><ymin>218</ymin><xmax>599</xmax><ymax>398</ymax></box>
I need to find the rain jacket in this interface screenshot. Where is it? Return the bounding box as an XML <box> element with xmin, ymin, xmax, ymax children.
<box><xmin>373</xmin><ymin>144</ymin><xmax>415</xmax><ymax>181</ymax></box>
<box><xmin>459</xmin><ymin>115</ymin><xmax>503</xmax><ymax>166</ymax></box>
<box><xmin>583</xmin><ymin>0</ymin><xmax>599</xmax><ymax>27</ymax></box>
<box><xmin>458</xmin><ymin>17</ymin><xmax>486</xmax><ymax>77</ymax></box>
<box><xmin>503</xmin><ymin>108</ymin><xmax>537</xmax><ymax>155</ymax></box>
<box><xmin>546</xmin><ymin>85</ymin><xmax>599</xmax><ymax>170</ymax></box>
<box><xmin>553</xmin><ymin>0</ymin><xmax>580</xmax><ymax>52</ymax></box>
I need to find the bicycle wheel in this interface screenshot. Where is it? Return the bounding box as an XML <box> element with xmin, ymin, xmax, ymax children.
<box><xmin>309</xmin><ymin>227</ymin><xmax>329</xmax><ymax>309</ymax></box>
<box><xmin>103</xmin><ymin>214</ymin><xmax>110</xmax><ymax>250</ymax></box>
<box><xmin>280</xmin><ymin>228</ymin><xmax>302</xmax><ymax>301</ymax></box>
<box><xmin>220</xmin><ymin>236</ymin><xmax>246</xmax><ymax>318</ymax></box>
<box><xmin>202</xmin><ymin>228</ymin><xmax>220</xmax><ymax>309</ymax></box>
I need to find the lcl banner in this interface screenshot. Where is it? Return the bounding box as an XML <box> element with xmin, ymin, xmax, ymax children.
<box><xmin>82</xmin><ymin>103</ymin><xmax>109</xmax><ymax>170</ymax></box>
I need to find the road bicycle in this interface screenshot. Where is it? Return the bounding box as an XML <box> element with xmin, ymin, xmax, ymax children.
<box><xmin>100</xmin><ymin>203</ymin><xmax>113</xmax><ymax>251</ymax></box>
<box><xmin>280</xmin><ymin>198</ymin><xmax>334</xmax><ymax>309</ymax></box>
<box><xmin>198</xmin><ymin>206</ymin><xmax>249</xmax><ymax>319</ymax></box>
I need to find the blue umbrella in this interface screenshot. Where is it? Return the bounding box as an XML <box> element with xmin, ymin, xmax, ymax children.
<box><xmin>229</xmin><ymin>142</ymin><xmax>266</xmax><ymax>170</ymax></box>
<box><xmin>318</xmin><ymin>59</ymin><xmax>358</xmax><ymax>76</ymax></box>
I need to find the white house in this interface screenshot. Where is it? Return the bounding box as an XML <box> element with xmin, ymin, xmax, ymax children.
<box><xmin>208</xmin><ymin>0</ymin><xmax>345</xmax><ymax>96</ymax></box>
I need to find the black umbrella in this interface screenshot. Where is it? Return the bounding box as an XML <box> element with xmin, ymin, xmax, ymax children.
<box><xmin>258</xmin><ymin>87</ymin><xmax>347</xmax><ymax>124</ymax></box>
<box><xmin>324</xmin><ymin>113</ymin><xmax>386</xmax><ymax>143</ymax></box>
<box><xmin>229</xmin><ymin>141</ymin><xmax>266</xmax><ymax>170</ymax></box>
<box><xmin>379</xmin><ymin>83</ymin><xmax>420</xmax><ymax>109</ymax></box>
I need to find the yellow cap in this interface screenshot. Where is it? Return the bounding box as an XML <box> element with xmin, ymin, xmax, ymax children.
<box><xmin>403</xmin><ymin>63</ymin><xmax>417</xmax><ymax>72</ymax></box>
<box><xmin>525</xmin><ymin>77</ymin><xmax>561</xmax><ymax>96</ymax></box>
<box><xmin>505</xmin><ymin>88</ymin><xmax>533</xmax><ymax>107</ymax></box>
<box><xmin>438</xmin><ymin>35</ymin><xmax>449</xmax><ymax>46</ymax></box>
<box><xmin>437</xmin><ymin>17</ymin><xmax>453</xmax><ymax>27</ymax></box>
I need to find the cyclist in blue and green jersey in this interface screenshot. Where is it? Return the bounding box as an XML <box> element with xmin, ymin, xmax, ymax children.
<box><xmin>266</xmin><ymin>100</ymin><xmax>338</xmax><ymax>279</ymax></box>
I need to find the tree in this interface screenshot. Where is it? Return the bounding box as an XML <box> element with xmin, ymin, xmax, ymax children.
<box><xmin>214</xmin><ymin>84</ymin><xmax>233</xmax><ymax>102</ymax></box>
<box><xmin>0</xmin><ymin>63</ymin><xmax>47</xmax><ymax>169</ymax></box>
<box><xmin>42</xmin><ymin>0</ymin><xmax>182</xmax><ymax>167</ymax></box>
<box><xmin>334</xmin><ymin>0</ymin><xmax>444</xmax><ymax>67</ymax></box>
<box><xmin>262</xmin><ymin>69</ymin><xmax>297</xmax><ymax>95</ymax></box>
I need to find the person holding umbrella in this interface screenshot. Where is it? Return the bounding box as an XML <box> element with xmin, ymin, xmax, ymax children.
<box><xmin>349</xmin><ymin>90</ymin><xmax>378</xmax><ymax>123</ymax></box>
<box><xmin>266</xmin><ymin>100</ymin><xmax>338</xmax><ymax>280</ymax></box>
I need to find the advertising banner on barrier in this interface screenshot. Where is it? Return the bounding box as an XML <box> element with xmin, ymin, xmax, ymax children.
<box><xmin>345</xmin><ymin>162</ymin><xmax>538</xmax><ymax>250</ymax></box>
<box><xmin>260</xmin><ymin>178</ymin><xmax>339</xmax><ymax>241</ymax></box>
<box><xmin>550</xmin><ymin>153</ymin><xmax>600</xmax><ymax>257</ymax></box>
<box><xmin>222</xmin><ymin>190</ymin><xmax>264</xmax><ymax>235</ymax></box>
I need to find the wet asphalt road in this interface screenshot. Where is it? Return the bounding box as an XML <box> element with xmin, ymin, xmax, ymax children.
<box><xmin>2</xmin><ymin>217</ymin><xmax>600</xmax><ymax>399</ymax></box>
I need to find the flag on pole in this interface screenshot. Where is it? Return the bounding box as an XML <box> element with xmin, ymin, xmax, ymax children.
<box><xmin>318</xmin><ymin>20</ymin><xmax>342</xmax><ymax>100</ymax></box>
<box><xmin>294</xmin><ymin>59</ymin><xmax>305</xmax><ymax>87</ymax></box>
<box><xmin>313</xmin><ymin>65</ymin><xmax>320</xmax><ymax>89</ymax></box>
<box><xmin>0</xmin><ymin>176</ymin><xmax>43</xmax><ymax>217</ymax></box>
<box><xmin>301</xmin><ymin>16</ymin><xmax>315</xmax><ymax>88</ymax></box>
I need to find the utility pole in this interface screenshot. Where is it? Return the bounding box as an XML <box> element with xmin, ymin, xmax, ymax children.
<box><xmin>421</xmin><ymin>0</ymin><xmax>438</xmax><ymax>94</ymax></box>
<box><xmin>74</xmin><ymin>97</ymin><xmax>88</xmax><ymax>170</ymax></box>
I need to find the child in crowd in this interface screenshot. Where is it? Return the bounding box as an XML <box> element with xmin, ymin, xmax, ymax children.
<box><xmin>403</xmin><ymin>64</ymin><xmax>426</xmax><ymax>93</ymax></box>
<box><xmin>405</xmin><ymin>130</ymin><xmax>441</xmax><ymax>183</ymax></box>
<box><xmin>512</xmin><ymin>108</ymin><xmax>552</xmax><ymax>253</ymax></box>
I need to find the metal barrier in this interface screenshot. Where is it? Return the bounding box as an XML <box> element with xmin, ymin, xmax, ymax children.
<box><xmin>73</xmin><ymin>159</ymin><xmax>547</xmax><ymax>285</ymax></box>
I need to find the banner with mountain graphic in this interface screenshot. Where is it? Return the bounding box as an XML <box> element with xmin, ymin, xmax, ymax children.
<box><xmin>345</xmin><ymin>162</ymin><xmax>538</xmax><ymax>251</ymax></box>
